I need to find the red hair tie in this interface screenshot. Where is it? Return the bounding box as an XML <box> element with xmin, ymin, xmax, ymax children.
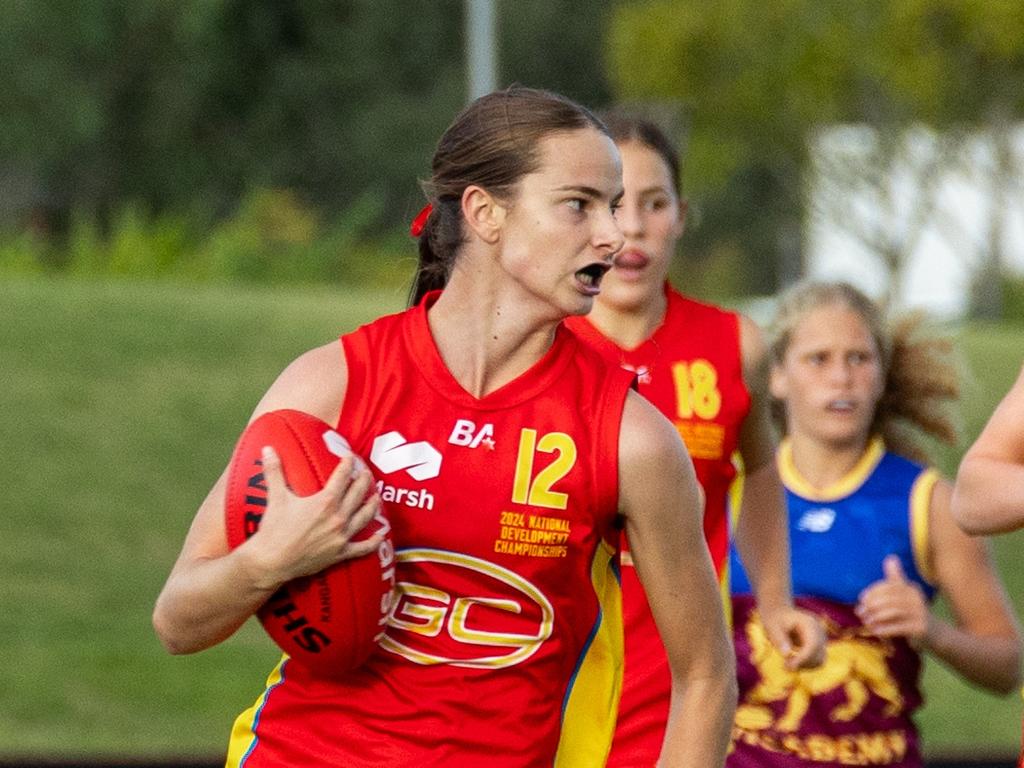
<box><xmin>409</xmin><ymin>203</ymin><xmax>433</xmax><ymax>238</ymax></box>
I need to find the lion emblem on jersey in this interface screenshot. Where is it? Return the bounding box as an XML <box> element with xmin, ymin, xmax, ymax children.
<box><xmin>736</xmin><ymin>612</ymin><xmax>903</xmax><ymax>732</ymax></box>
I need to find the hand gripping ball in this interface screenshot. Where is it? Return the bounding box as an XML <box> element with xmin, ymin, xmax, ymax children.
<box><xmin>224</xmin><ymin>409</ymin><xmax>395</xmax><ymax>677</ymax></box>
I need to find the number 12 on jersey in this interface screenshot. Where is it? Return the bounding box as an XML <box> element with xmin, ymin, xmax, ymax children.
<box><xmin>511</xmin><ymin>429</ymin><xmax>577</xmax><ymax>510</ymax></box>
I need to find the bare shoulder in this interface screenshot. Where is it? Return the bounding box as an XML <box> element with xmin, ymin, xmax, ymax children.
<box><xmin>619</xmin><ymin>390</ymin><xmax>701</xmax><ymax>520</ymax></box>
<box><xmin>250</xmin><ymin>340</ymin><xmax>350</xmax><ymax>424</ymax></box>
<box><xmin>737</xmin><ymin>312</ymin><xmax>768</xmax><ymax>376</ymax></box>
<box><xmin>619</xmin><ymin>390</ymin><xmax>688</xmax><ymax>468</ymax></box>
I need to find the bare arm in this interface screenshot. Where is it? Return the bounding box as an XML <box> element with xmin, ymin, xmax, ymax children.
<box><xmin>953</xmin><ymin>365</ymin><xmax>1024</xmax><ymax>534</ymax></box>
<box><xmin>152</xmin><ymin>342</ymin><xmax>381</xmax><ymax>654</ymax></box>
<box><xmin>732</xmin><ymin>315</ymin><xmax>824</xmax><ymax>669</ymax></box>
<box><xmin>858</xmin><ymin>480</ymin><xmax>1022</xmax><ymax>694</ymax></box>
<box><xmin>619</xmin><ymin>391</ymin><xmax>736</xmax><ymax>766</ymax></box>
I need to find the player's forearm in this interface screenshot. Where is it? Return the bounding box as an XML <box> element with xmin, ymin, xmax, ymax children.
<box><xmin>153</xmin><ymin>545</ymin><xmax>279</xmax><ymax>655</ymax></box>
<box><xmin>658</xmin><ymin>668</ymin><xmax>737</xmax><ymax>766</ymax></box>
<box><xmin>658</xmin><ymin>601</ymin><xmax>738</xmax><ymax>767</ymax></box>
<box><xmin>735</xmin><ymin>462</ymin><xmax>792</xmax><ymax>611</ymax></box>
<box><xmin>952</xmin><ymin>456</ymin><xmax>1024</xmax><ymax>535</ymax></box>
<box><xmin>925</xmin><ymin>618</ymin><xmax>1022</xmax><ymax>695</ymax></box>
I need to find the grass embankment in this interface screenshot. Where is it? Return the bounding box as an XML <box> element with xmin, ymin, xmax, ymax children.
<box><xmin>1</xmin><ymin>277</ymin><xmax>1022</xmax><ymax>758</ymax></box>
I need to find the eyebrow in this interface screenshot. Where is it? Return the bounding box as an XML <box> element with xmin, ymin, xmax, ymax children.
<box><xmin>552</xmin><ymin>182</ymin><xmax>622</xmax><ymax>201</ymax></box>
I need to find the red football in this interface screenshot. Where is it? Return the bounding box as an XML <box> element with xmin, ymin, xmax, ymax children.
<box><xmin>224</xmin><ymin>409</ymin><xmax>395</xmax><ymax>678</ymax></box>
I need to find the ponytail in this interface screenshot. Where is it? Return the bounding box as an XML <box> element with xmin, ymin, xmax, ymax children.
<box><xmin>875</xmin><ymin>312</ymin><xmax>960</xmax><ymax>463</ymax></box>
<box><xmin>407</xmin><ymin>197</ymin><xmax>465</xmax><ymax>306</ymax></box>
<box><xmin>409</xmin><ymin>221</ymin><xmax>447</xmax><ymax>305</ymax></box>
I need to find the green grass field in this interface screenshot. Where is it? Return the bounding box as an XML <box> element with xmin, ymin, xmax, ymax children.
<box><xmin>2</xmin><ymin>276</ymin><xmax>1023</xmax><ymax>759</ymax></box>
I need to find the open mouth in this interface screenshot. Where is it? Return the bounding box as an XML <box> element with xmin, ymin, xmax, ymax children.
<box><xmin>575</xmin><ymin>262</ymin><xmax>611</xmax><ymax>292</ymax></box>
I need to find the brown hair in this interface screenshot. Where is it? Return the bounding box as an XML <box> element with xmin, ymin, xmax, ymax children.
<box><xmin>600</xmin><ymin>112</ymin><xmax>682</xmax><ymax>196</ymax></box>
<box><xmin>409</xmin><ymin>86</ymin><xmax>608</xmax><ymax>305</ymax></box>
<box><xmin>767</xmin><ymin>281</ymin><xmax>960</xmax><ymax>463</ymax></box>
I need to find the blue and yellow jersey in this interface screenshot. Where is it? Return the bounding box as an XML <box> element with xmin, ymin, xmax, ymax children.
<box><xmin>728</xmin><ymin>438</ymin><xmax>939</xmax><ymax>768</ymax></box>
<box><xmin>731</xmin><ymin>437</ymin><xmax>937</xmax><ymax>602</ymax></box>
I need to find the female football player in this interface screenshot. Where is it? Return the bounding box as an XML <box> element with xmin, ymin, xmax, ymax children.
<box><xmin>153</xmin><ymin>86</ymin><xmax>735</xmax><ymax>767</ymax></box>
<box><xmin>564</xmin><ymin>115</ymin><xmax>824</xmax><ymax>765</ymax></box>
<box><xmin>728</xmin><ymin>281</ymin><xmax>1021</xmax><ymax>767</ymax></box>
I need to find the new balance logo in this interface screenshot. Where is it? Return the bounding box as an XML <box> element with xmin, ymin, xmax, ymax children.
<box><xmin>797</xmin><ymin>507</ymin><xmax>836</xmax><ymax>533</ymax></box>
<box><xmin>370</xmin><ymin>431</ymin><xmax>442</xmax><ymax>480</ymax></box>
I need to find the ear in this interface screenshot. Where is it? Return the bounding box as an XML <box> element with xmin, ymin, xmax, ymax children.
<box><xmin>461</xmin><ymin>185</ymin><xmax>506</xmax><ymax>245</ymax></box>
<box><xmin>673</xmin><ymin>196</ymin><xmax>689</xmax><ymax>240</ymax></box>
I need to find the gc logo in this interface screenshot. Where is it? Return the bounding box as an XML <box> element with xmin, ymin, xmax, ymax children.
<box><xmin>380</xmin><ymin>549</ymin><xmax>555</xmax><ymax>669</ymax></box>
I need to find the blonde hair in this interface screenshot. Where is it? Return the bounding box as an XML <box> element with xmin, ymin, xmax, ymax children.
<box><xmin>767</xmin><ymin>281</ymin><xmax>959</xmax><ymax>463</ymax></box>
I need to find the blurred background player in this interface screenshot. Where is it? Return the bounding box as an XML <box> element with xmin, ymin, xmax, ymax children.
<box><xmin>153</xmin><ymin>87</ymin><xmax>736</xmax><ymax>767</ymax></box>
<box><xmin>953</xmin><ymin>363</ymin><xmax>1024</xmax><ymax>535</ymax></box>
<box><xmin>564</xmin><ymin>114</ymin><xmax>824</xmax><ymax>766</ymax></box>
<box><xmin>952</xmin><ymin>357</ymin><xmax>1024</xmax><ymax>768</ymax></box>
<box><xmin>729</xmin><ymin>281</ymin><xmax>1022</xmax><ymax>767</ymax></box>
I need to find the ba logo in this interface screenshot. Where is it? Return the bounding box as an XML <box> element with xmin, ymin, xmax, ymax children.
<box><xmin>370</xmin><ymin>431</ymin><xmax>442</xmax><ymax>480</ymax></box>
<box><xmin>381</xmin><ymin>549</ymin><xmax>554</xmax><ymax>669</ymax></box>
<box><xmin>448</xmin><ymin>419</ymin><xmax>495</xmax><ymax>449</ymax></box>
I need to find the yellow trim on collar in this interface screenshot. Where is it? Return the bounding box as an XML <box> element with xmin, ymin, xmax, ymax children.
<box><xmin>909</xmin><ymin>468</ymin><xmax>939</xmax><ymax>587</ymax></box>
<box><xmin>777</xmin><ymin>437</ymin><xmax>886</xmax><ymax>502</ymax></box>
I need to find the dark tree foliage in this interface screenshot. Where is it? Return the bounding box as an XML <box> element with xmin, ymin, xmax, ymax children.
<box><xmin>0</xmin><ymin>1</ymin><xmax>621</xmax><ymax>242</ymax></box>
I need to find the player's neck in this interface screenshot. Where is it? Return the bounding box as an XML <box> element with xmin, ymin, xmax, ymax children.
<box><xmin>587</xmin><ymin>290</ymin><xmax>667</xmax><ymax>350</ymax></box>
<box><xmin>427</xmin><ymin>277</ymin><xmax>559</xmax><ymax>399</ymax></box>
<box><xmin>786</xmin><ymin>433</ymin><xmax>871</xmax><ymax>491</ymax></box>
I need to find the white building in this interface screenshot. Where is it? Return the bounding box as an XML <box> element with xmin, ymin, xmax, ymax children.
<box><xmin>805</xmin><ymin>124</ymin><xmax>1024</xmax><ymax>318</ymax></box>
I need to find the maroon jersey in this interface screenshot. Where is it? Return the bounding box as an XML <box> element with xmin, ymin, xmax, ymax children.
<box><xmin>226</xmin><ymin>292</ymin><xmax>634</xmax><ymax>767</ymax></box>
<box><xmin>729</xmin><ymin>596</ymin><xmax>923</xmax><ymax>768</ymax></box>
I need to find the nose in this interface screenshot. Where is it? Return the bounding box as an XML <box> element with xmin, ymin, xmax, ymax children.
<box><xmin>594</xmin><ymin>207</ymin><xmax>625</xmax><ymax>257</ymax></box>
<box><xmin>616</xmin><ymin>199</ymin><xmax>643</xmax><ymax>239</ymax></box>
<box><xmin>828</xmin><ymin>359</ymin><xmax>854</xmax><ymax>385</ymax></box>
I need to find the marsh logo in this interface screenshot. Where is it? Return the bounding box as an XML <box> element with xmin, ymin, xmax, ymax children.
<box><xmin>797</xmin><ymin>507</ymin><xmax>836</xmax><ymax>533</ymax></box>
<box><xmin>370</xmin><ymin>431</ymin><xmax>442</xmax><ymax>480</ymax></box>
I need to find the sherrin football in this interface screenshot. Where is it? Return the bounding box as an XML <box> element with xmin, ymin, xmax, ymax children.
<box><xmin>224</xmin><ymin>409</ymin><xmax>395</xmax><ymax>678</ymax></box>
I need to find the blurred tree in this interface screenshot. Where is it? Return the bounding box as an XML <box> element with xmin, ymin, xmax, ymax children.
<box><xmin>0</xmin><ymin>0</ymin><xmax>623</xmax><ymax>264</ymax></box>
<box><xmin>500</xmin><ymin>0</ymin><xmax>615</xmax><ymax>108</ymax></box>
<box><xmin>0</xmin><ymin>1</ymin><xmax>468</xmax><ymax>239</ymax></box>
<box><xmin>606</xmin><ymin>0</ymin><xmax>1024</xmax><ymax>303</ymax></box>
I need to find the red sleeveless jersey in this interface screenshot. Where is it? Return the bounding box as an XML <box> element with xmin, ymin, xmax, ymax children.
<box><xmin>227</xmin><ymin>292</ymin><xmax>634</xmax><ymax>768</ymax></box>
<box><xmin>566</xmin><ymin>285</ymin><xmax>751</xmax><ymax>767</ymax></box>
